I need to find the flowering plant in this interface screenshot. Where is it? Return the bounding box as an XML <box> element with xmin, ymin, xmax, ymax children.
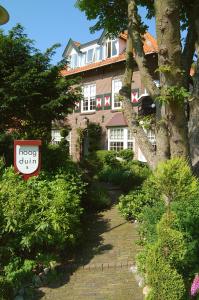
<box><xmin>191</xmin><ymin>274</ymin><xmax>199</xmax><ymax>297</ymax></box>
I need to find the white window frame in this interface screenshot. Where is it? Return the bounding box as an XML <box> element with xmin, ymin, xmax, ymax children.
<box><xmin>108</xmin><ymin>127</ymin><xmax>135</xmax><ymax>151</ymax></box>
<box><xmin>82</xmin><ymin>84</ymin><xmax>96</xmax><ymax>112</ymax></box>
<box><xmin>51</xmin><ymin>129</ymin><xmax>62</xmax><ymax>145</ymax></box>
<box><xmin>70</xmin><ymin>53</ymin><xmax>78</xmax><ymax>69</ymax></box>
<box><xmin>112</xmin><ymin>78</ymin><xmax>122</xmax><ymax>110</ymax></box>
<box><xmin>86</xmin><ymin>48</ymin><xmax>95</xmax><ymax>64</ymax></box>
<box><xmin>96</xmin><ymin>46</ymin><xmax>103</xmax><ymax>61</ymax></box>
<box><xmin>105</xmin><ymin>39</ymin><xmax>118</xmax><ymax>58</ymax></box>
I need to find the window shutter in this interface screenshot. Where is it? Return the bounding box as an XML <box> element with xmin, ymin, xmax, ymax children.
<box><xmin>131</xmin><ymin>89</ymin><xmax>140</xmax><ymax>106</ymax></box>
<box><xmin>96</xmin><ymin>95</ymin><xmax>103</xmax><ymax>111</ymax></box>
<box><xmin>103</xmin><ymin>93</ymin><xmax>112</xmax><ymax>110</ymax></box>
<box><xmin>74</xmin><ymin>101</ymin><xmax>81</xmax><ymax>113</ymax></box>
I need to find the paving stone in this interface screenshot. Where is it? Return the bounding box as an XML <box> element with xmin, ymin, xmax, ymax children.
<box><xmin>38</xmin><ymin>190</ymin><xmax>143</xmax><ymax>300</ymax></box>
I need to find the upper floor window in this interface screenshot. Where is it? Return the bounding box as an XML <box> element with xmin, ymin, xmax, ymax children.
<box><xmin>70</xmin><ymin>53</ymin><xmax>78</xmax><ymax>69</ymax></box>
<box><xmin>112</xmin><ymin>79</ymin><xmax>122</xmax><ymax>109</ymax></box>
<box><xmin>86</xmin><ymin>48</ymin><xmax>94</xmax><ymax>64</ymax></box>
<box><xmin>106</xmin><ymin>39</ymin><xmax>118</xmax><ymax>58</ymax></box>
<box><xmin>96</xmin><ymin>46</ymin><xmax>103</xmax><ymax>61</ymax></box>
<box><xmin>82</xmin><ymin>84</ymin><xmax>96</xmax><ymax>112</ymax></box>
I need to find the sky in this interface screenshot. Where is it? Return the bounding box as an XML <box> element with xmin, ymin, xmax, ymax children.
<box><xmin>0</xmin><ymin>0</ymin><xmax>156</xmax><ymax>65</ymax></box>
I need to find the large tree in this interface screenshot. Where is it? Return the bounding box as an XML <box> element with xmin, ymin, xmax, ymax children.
<box><xmin>0</xmin><ymin>24</ymin><xmax>81</xmax><ymax>141</ymax></box>
<box><xmin>76</xmin><ymin>0</ymin><xmax>199</xmax><ymax>170</ymax></box>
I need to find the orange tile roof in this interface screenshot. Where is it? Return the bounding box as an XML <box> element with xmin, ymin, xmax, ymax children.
<box><xmin>61</xmin><ymin>32</ymin><xmax>158</xmax><ymax>77</ymax></box>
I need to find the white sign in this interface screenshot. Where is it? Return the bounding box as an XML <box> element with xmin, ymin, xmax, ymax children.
<box><xmin>16</xmin><ymin>145</ymin><xmax>39</xmax><ymax>174</ymax></box>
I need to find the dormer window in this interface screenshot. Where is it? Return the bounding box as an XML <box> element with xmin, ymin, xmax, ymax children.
<box><xmin>70</xmin><ymin>53</ymin><xmax>78</xmax><ymax>69</ymax></box>
<box><xmin>87</xmin><ymin>48</ymin><xmax>94</xmax><ymax>64</ymax></box>
<box><xmin>96</xmin><ymin>46</ymin><xmax>103</xmax><ymax>61</ymax></box>
<box><xmin>106</xmin><ymin>39</ymin><xmax>118</xmax><ymax>58</ymax></box>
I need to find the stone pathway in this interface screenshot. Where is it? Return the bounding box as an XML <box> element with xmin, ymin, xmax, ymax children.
<box><xmin>37</xmin><ymin>189</ymin><xmax>143</xmax><ymax>300</ymax></box>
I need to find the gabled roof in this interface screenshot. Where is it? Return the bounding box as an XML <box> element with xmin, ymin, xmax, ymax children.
<box><xmin>62</xmin><ymin>38</ymin><xmax>81</xmax><ymax>57</ymax></box>
<box><xmin>61</xmin><ymin>32</ymin><xmax>158</xmax><ymax>77</ymax></box>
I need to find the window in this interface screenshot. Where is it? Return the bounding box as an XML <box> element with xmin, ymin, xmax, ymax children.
<box><xmin>51</xmin><ymin>129</ymin><xmax>61</xmax><ymax>145</ymax></box>
<box><xmin>147</xmin><ymin>129</ymin><xmax>156</xmax><ymax>147</ymax></box>
<box><xmin>80</xmin><ymin>53</ymin><xmax>86</xmax><ymax>66</ymax></box>
<box><xmin>112</xmin><ymin>79</ymin><xmax>122</xmax><ymax>109</ymax></box>
<box><xmin>106</xmin><ymin>39</ymin><xmax>118</xmax><ymax>58</ymax></box>
<box><xmin>70</xmin><ymin>53</ymin><xmax>78</xmax><ymax>68</ymax></box>
<box><xmin>108</xmin><ymin>127</ymin><xmax>135</xmax><ymax>151</ymax></box>
<box><xmin>96</xmin><ymin>46</ymin><xmax>103</xmax><ymax>61</ymax></box>
<box><xmin>86</xmin><ymin>48</ymin><xmax>94</xmax><ymax>64</ymax></box>
<box><xmin>51</xmin><ymin>130</ymin><xmax>71</xmax><ymax>154</ymax></box>
<box><xmin>82</xmin><ymin>84</ymin><xmax>96</xmax><ymax>112</ymax></box>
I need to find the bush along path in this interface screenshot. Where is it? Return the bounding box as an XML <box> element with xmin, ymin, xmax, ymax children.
<box><xmin>37</xmin><ymin>188</ymin><xmax>143</xmax><ymax>300</ymax></box>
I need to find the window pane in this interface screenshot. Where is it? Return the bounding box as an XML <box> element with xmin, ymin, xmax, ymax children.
<box><xmin>110</xmin><ymin>142</ymin><xmax>123</xmax><ymax>151</ymax></box>
<box><xmin>110</xmin><ymin>128</ymin><xmax>124</xmax><ymax>140</ymax></box>
<box><xmin>83</xmin><ymin>98</ymin><xmax>89</xmax><ymax>111</ymax></box>
<box><xmin>90</xmin><ymin>97</ymin><xmax>96</xmax><ymax>110</ymax></box>
<box><xmin>96</xmin><ymin>47</ymin><xmax>103</xmax><ymax>61</ymax></box>
<box><xmin>128</xmin><ymin>129</ymin><xmax>134</xmax><ymax>141</ymax></box>
<box><xmin>90</xmin><ymin>85</ymin><xmax>96</xmax><ymax>97</ymax></box>
<box><xmin>113</xmin><ymin>79</ymin><xmax>122</xmax><ymax>108</ymax></box>
<box><xmin>87</xmin><ymin>49</ymin><xmax>94</xmax><ymax>63</ymax></box>
<box><xmin>112</xmin><ymin>40</ymin><xmax>117</xmax><ymax>56</ymax></box>
<box><xmin>127</xmin><ymin>142</ymin><xmax>134</xmax><ymax>150</ymax></box>
<box><xmin>70</xmin><ymin>54</ymin><xmax>78</xmax><ymax>68</ymax></box>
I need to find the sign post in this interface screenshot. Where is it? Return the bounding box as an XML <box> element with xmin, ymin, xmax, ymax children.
<box><xmin>14</xmin><ymin>140</ymin><xmax>42</xmax><ymax>180</ymax></box>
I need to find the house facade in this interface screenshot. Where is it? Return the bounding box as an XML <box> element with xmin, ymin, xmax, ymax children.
<box><xmin>57</xmin><ymin>31</ymin><xmax>158</xmax><ymax>161</ymax></box>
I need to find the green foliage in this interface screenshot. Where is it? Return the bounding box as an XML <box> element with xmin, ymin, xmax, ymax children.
<box><xmin>86</xmin><ymin>122</ymin><xmax>102</xmax><ymax>153</ymax></box>
<box><xmin>118</xmin><ymin>174</ymin><xmax>160</xmax><ymax>221</ymax></box>
<box><xmin>118</xmin><ymin>149</ymin><xmax>134</xmax><ymax>161</ymax></box>
<box><xmin>99</xmin><ymin>155</ymin><xmax>150</xmax><ymax>192</ymax></box>
<box><xmin>145</xmin><ymin>213</ymin><xmax>186</xmax><ymax>300</ymax></box>
<box><xmin>154</xmin><ymin>157</ymin><xmax>198</xmax><ymax>202</ymax></box>
<box><xmin>135</xmin><ymin>158</ymin><xmax>199</xmax><ymax>298</ymax></box>
<box><xmin>103</xmin><ymin>151</ymin><xmax>118</xmax><ymax>167</ymax></box>
<box><xmin>0</xmin><ymin>24</ymin><xmax>81</xmax><ymax>141</ymax></box>
<box><xmin>88</xmin><ymin>181</ymin><xmax>111</xmax><ymax>210</ymax></box>
<box><xmin>1</xmin><ymin>168</ymin><xmax>84</xmax><ymax>252</ymax></box>
<box><xmin>42</xmin><ymin>143</ymin><xmax>70</xmax><ymax>172</ymax></box>
<box><xmin>0</xmin><ymin>276</ymin><xmax>14</xmax><ymax>300</ymax></box>
<box><xmin>156</xmin><ymin>86</ymin><xmax>190</xmax><ymax>105</ymax></box>
<box><xmin>0</xmin><ymin>165</ymin><xmax>86</xmax><ymax>296</ymax></box>
<box><xmin>4</xmin><ymin>258</ymin><xmax>36</xmax><ymax>291</ymax></box>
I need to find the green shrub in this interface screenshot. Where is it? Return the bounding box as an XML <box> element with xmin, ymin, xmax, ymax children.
<box><xmin>42</xmin><ymin>143</ymin><xmax>70</xmax><ymax>172</ymax></box>
<box><xmin>95</xmin><ymin>150</ymin><xmax>109</xmax><ymax>164</ymax></box>
<box><xmin>144</xmin><ymin>213</ymin><xmax>186</xmax><ymax>300</ymax></box>
<box><xmin>0</xmin><ymin>168</ymin><xmax>85</xmax><ymax>253</ymax></box>
<box><xmin>88</xmin><ymin>181</ymin><xmax>111</xmax><ymax>210</ymax></box>
<box><xmin>136</xmin><ymin>158</ymin><xmax>199</xmax><ymax>299</ymax></box>
<box><xmin>154</xmin><ymin>158</ymin><xmax>198</xmax><ymax>203</ymax></box>
<box><xmin>118</xmin><ymin>149</ymin><xmax>134</xmax><ymax>161</ymax></box>
<box><xmin>103</xmin><ymin>151</ymin><xmax>118</xmax><ymax>167</ymax></box>
<box><xmin>118</xmin><ymin>174</ymin><xmax>161</xmax><ymax>221</ymax></box>
<box><xmin>0</xmin><ymin>276</ymin><xmax>14</xmax><ymax>300</ymax></box>
<box><xmin>4</xmin><ymin>258</ymin><xmax>36</xmax><ymax>291</ymax></box>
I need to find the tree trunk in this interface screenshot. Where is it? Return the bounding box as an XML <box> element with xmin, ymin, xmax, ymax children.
<box><xmin>189</xmin><ymin>20</ymin><xmax>199</xmax><ymax>170</ymax></box>
<box><xmin>155</xmin><ymin>0</ymin><xmax>190</xmax><ymax>159</ymax></box>
<box><xmin>120</xmin><ymin>0</ymin><xmax>157</xmax><ymax>170</ymax></box>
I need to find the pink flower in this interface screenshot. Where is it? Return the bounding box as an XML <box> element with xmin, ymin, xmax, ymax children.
<box><xmin>191</xmin><ymin>274</ymin><xmax>199</xmax><ymax>296</ymax></box>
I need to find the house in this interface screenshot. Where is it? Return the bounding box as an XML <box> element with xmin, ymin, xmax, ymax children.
<box><xmin>55</xmin><ymin>30</ymin><xmax>158</xmax><ymax>161</ymax></box>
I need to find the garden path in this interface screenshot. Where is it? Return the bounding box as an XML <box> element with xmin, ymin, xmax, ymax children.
<box><xmin>37</xmin><ymin>189</ymin><xmax>143</xmax><ymax>300</ymax></box>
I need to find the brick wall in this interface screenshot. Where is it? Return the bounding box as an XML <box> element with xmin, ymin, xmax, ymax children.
<box><xmin>66</xmin><ymin>58</ymin><xmax>157</xmax><ymax>161</ymax></box>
